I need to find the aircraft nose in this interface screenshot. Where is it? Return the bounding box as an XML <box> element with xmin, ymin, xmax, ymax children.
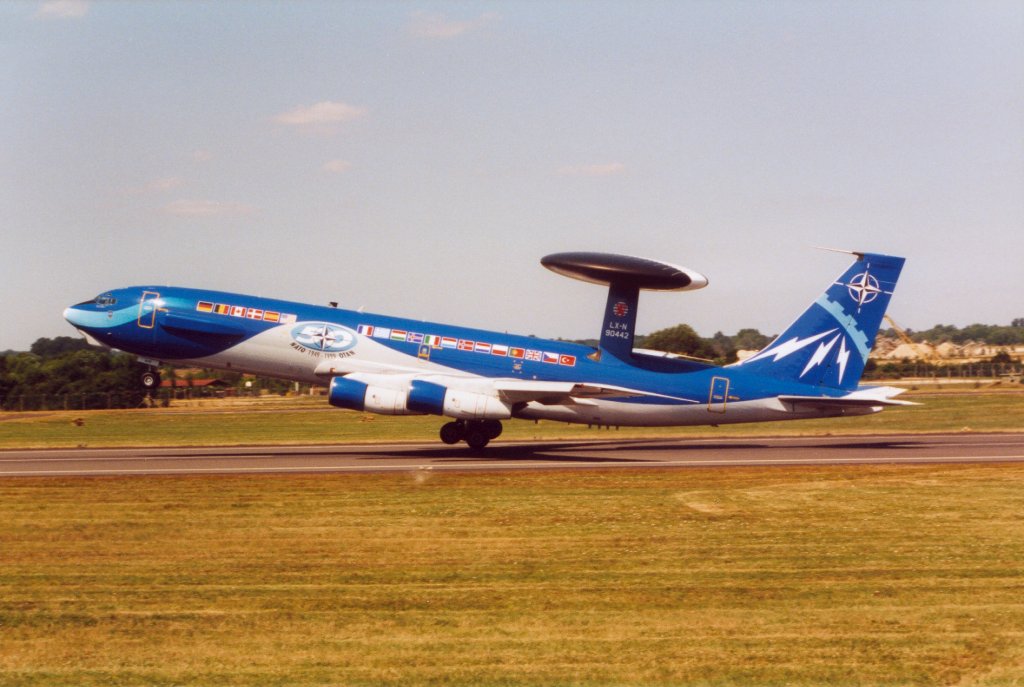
<box><xmin>63</xmin><ymin>300</ymin><xmax>108</xmax><ymax>331</ymax></box>
<box><xmin>64</xmin><ymin>305</ymin><xmax>90</xmax><ymax>328</ymax></box>
<box><xmin>64</xmin><ymin>301</ymin><xmax>118</xmax><ymax>348</ymax></box>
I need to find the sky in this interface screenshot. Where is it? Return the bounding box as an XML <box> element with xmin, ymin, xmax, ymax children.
<box><xmin>2</xmin><ymin>0</ymin><xmax>1022</xmax><ymax>352</ymax></box>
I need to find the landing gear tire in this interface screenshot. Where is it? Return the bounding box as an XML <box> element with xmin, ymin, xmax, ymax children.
<box><xmin>440</xmin><ymin>421</ymin><xmax>464</xmax><ymax>445</ymax></box>
<box><xmin>481</xmin><ymin>419</ymin><xmax>503</xmax><ymax>440</ymax></box>
<box><xmin>464</xmin><ymin>426</ymin><xmax>490</xmax><ymax>451</ymax></box>
<box><xmin>141</xmin><ymin>370</ymin><xmax>161</xmax><ymax>390</ymax></box>
<box><xmin>439</xmin><ymin>419</ymin><xmax>503</xmax><ymax>450</ymax></box>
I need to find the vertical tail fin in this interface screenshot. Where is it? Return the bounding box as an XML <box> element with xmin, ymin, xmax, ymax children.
<box><xmin>736</xmin><ymin>251</ymin><xmax>905</xmax><ymax>391</ymax></box>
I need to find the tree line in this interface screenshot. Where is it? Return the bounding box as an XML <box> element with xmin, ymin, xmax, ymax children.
<box><xmin>620</xmin><ymin>320</ymin><xmax>1024</xmax><ymax>363</ymax></box>
<box><xmin>3</xmin><ymin>320</ymin><xmax>1021</xmax><ymax>410</ymax></box>
<box><xmin>899</xmin><ymin>320</ymin><xmax>1024</xmax><ymax>346</ymax></box>
<box><xmin>1</xmin><ymin>337</ymin><xmax>150</xmax><ymax>410</ymax></box>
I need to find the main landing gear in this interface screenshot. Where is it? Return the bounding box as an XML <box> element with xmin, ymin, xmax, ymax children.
<box><xmin>439</xmin><ymin>419</ymin><xmax>503</xmax><ymax>450</ymax></box>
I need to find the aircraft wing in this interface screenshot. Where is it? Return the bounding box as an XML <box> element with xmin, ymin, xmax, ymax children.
<box><xmin>315</xmin><ymin>360</ymin><xmax>699</xmax><ymax>407</ymax></box>
<box><xmin>492</xmin><ymin>379</ymin><xmax>699</xmax><ymax>406</ymax></box>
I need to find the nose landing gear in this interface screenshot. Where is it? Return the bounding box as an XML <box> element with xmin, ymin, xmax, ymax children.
<box><xmin>141</xmin><ymin>368</ymin><xmax>161</xmax><ymax>390</ymax></box>
<box><xmin>439</xmin><ymin>419</ymin><xmax>503</xmax><ymax>450</ymax></box>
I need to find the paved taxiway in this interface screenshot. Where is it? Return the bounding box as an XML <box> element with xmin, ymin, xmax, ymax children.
<box><xmin>1</xmin><ymin>433</ymin><xmax>1023</xmax><ymax>477</ymax></box>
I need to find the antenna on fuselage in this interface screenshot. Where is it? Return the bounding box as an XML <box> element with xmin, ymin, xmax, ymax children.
<box><xmin>540</xmin><ymin>252</ymin><xmax>708</xmax><ymax>362</ymax></box>
<box><xmin>813</xmin><ymin>246</ymin><xmax>866</xmax><ymax>260</ymax></box>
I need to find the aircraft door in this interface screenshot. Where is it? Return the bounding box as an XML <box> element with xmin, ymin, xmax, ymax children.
<box><xmin>708</xmin><ymin>376</ymin><xmax>729</xmax><ymax>413</ymax></box>
<box><xmin>138</xmin><ymin>291</ymin><xmax>160</xmax><ymax>329</ymax></box>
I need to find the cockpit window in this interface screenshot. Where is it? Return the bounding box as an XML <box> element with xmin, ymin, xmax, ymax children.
<box><xmin>95</xmin><ymin>294</ymin><xmax>117</xmax><ymax>307</ymax></box>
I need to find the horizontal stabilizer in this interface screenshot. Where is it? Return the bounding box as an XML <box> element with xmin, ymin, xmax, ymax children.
<box><xmin>778</xmin><ymin>386</ymin><xmax>918</xmax><ymax>410</ymax></box>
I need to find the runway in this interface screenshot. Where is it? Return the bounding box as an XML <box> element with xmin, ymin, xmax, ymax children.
<box><xmin>2</xmin><ymin>433</ymin><xmax>1023</xmax><ymax>477</ymax></box>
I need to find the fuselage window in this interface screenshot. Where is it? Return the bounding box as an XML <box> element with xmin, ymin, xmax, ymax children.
<box><xmin>95</xmin><ymin>294</ymin><xmax>117</xmax><ymax>307</ymax></box>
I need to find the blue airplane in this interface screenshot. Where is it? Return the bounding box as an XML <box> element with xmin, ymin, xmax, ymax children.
<box><xmin>64</xmin><ymin>250</ymin><xmax>912</xmax><ymax>449</ymax></box>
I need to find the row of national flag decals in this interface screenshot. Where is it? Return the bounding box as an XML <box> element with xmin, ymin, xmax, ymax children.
<box><xmin>356</xmin><ymin>324</ymin><xmax>577</xmax><ymax>367</ymax></box>
<box><xmin>196</xmin><ymin>301</ymin><xmax>297</xmax><ymax>324</ymax></box>
<box><xmin>193</xmin><ymin>300</ymin><xmax>577</xmax><ymax>367</ymax></box>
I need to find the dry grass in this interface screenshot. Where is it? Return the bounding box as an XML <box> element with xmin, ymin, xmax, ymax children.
<box><xmin>2</xmin><ymin>464</ymin><xmax>1024</xmax><ymax>685</ymax></box>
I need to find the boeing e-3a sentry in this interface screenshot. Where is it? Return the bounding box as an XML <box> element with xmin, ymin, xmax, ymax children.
<box><xmin>64</xmin><ymin>250</ymin><xmax>912</xmax><ymax>449</ymax></box>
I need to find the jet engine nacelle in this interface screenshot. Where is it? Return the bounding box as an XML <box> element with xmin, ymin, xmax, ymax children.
<box><xmin>407</xmin><ymin>380</ymin><xmax>512</xmax><ymax>420</ymax></box>
<box><xmin>328</xmin><ymin>376</ymin><xmax>511</xmax><ymax>420</ymax></box>
<box><xmin>328</xmin><ymin>376</ymin><xmax>413</xmax><ymax>415</ymax></box>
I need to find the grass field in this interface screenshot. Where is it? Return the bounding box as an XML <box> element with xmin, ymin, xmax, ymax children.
<box><xmin>3</xmin><ymin>391</ymin><xmax>1023</xmax><ymax>685</ymax></box>
<box><xmin>2</xmin><ymin>464</ymin><xmax>1024</xmax><ymax>685</ymax></box>
<box><xmin>2</xmin><ymin>390</ymin><xmax>1023</xmax><ymax>450</ymax></box>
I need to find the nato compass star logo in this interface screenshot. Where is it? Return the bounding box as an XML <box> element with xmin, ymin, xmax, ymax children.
<box><xmin>843</xmin><ymin>272</ymin><xmax>882</xmax><ymax>310</ymax></box>
<box><xmin>290</xmin><ymin>323</ymin><xmax>357</xmax><ymax>352</ymax></box>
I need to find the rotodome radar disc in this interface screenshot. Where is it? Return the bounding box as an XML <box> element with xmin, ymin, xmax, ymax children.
<box><xmin>540</xmin><ymin>252</ymin><xmax>708</xmax><ymax>291</ymax></box>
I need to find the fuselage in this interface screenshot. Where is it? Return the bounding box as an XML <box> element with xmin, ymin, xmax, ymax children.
<box><xmin>64</xmin><ymin>284</ymin><xmax>880</xmax><ymax>428</ymax></box>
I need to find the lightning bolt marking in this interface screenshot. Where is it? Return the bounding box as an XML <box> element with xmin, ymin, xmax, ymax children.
<box><xmin>745</xmin><ymin>329</ymin><xmax>838</xmax><ymax>365</ymax></box>
<box><xmin>800</xmin><ymin>334</ymin><xmax>840</xmax><ymax>378</ymax></box>
<box><xmin>836</xmin><ymin>336</ymin><xmax>851</xmax><ymax>382</ymax></box>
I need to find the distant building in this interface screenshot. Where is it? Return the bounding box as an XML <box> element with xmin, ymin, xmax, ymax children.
<box><xmin>869</xmin><ymin>336</ymin><xmax>1021</xmax><ymax>364</ymax></box>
